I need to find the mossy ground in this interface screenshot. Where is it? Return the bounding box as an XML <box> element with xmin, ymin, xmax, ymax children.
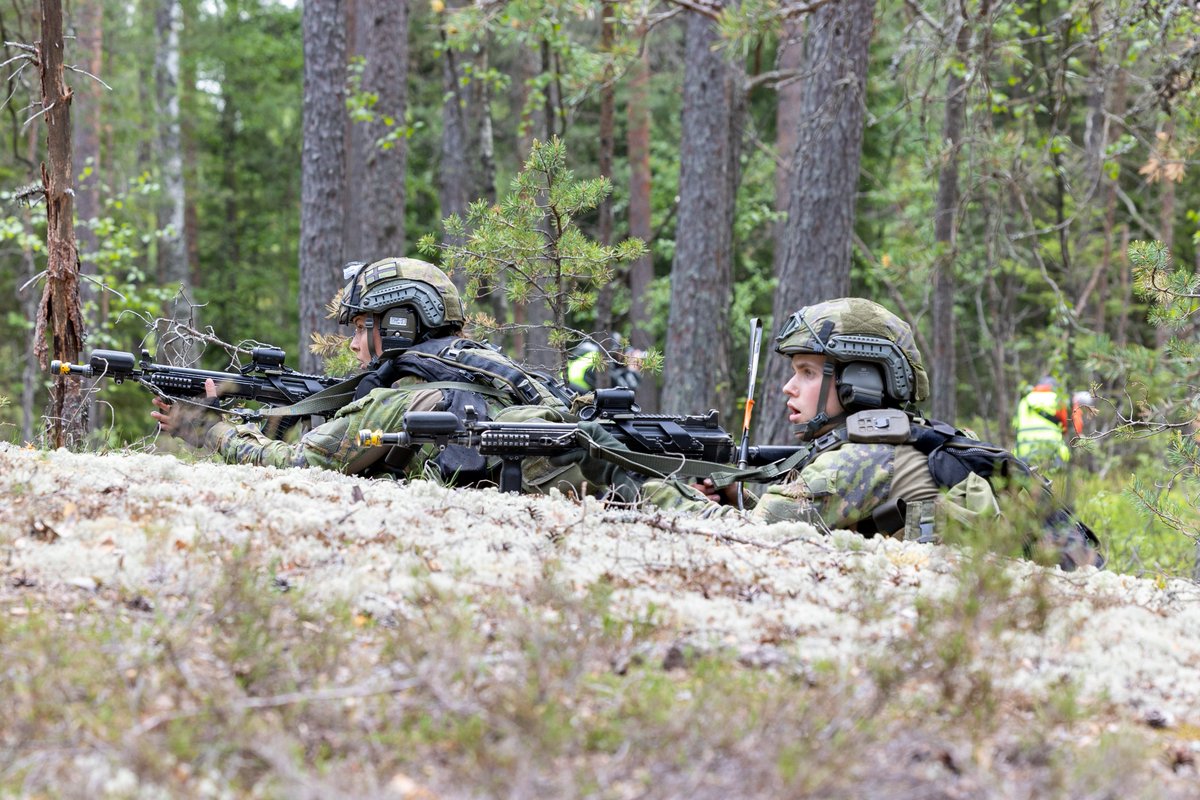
<box><xmin>0</xmin><ymin>446</ymin><xmax>1197</xmax><ymax>798</ymax></box>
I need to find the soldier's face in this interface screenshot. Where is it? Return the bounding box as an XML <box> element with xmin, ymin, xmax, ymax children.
<box><xmin>782</xmin><ymin>354</ymin><xmax>844</xmax><ymax>427</ymax></box>
<box><xmin>350</xmin><ymin>314</ymin><xmax>383</xmax><ymax>367</ymax></box>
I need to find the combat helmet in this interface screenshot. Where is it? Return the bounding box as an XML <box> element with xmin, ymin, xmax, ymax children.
<box><xmin>775</xmin><ymin>298</ymin><xmax>929</xmax><ymax>436</ymax></box>
<box><xmin>338</xmin><ymin>257</ymin><xmax>466</xmax><ymax>353</ymax></box>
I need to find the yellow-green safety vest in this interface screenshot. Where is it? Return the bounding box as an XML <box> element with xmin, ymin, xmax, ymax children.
<box><xmin>1014</xmin><ymin>389</ymin><xmax>1069</xmax><ymax>466</ymax></box>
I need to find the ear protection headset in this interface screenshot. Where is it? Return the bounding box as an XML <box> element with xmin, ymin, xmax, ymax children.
<box><xmin>836</xmin><ymin>362</ymin><xmax>887</xmax><ymax>412</ymax></box>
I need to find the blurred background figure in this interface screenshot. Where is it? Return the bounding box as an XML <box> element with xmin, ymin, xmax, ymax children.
<box><xmin>566</xmin><ymin>334</ymin><xmax>646</xmax><ymax>395</ymax></box>
<box><xmin>1014</xmin><ymin>375</ymin><xmax>1071</xmax><ymax>471</ymax></box>
<box><xmin>1071</xmin><ymin>390</ymin><xmax>1098</xmax><ymax>436</ymax></box>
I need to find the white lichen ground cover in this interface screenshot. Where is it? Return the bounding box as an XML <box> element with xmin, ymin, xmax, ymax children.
<box><xmin>2</xmin><ymin>442</ymin><xmax>1199</xmax><ymax>728</ymax></box>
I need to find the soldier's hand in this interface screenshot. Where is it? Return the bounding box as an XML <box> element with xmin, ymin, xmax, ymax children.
<box><xmin>151</xmin><ymin>379</ymin><xmax>221</xmax><ymax>443</ymax></box>
<box><xmin>691</xmin><ymin>477</ymin><xmax>737</xmax><ymax>505</ymax></box>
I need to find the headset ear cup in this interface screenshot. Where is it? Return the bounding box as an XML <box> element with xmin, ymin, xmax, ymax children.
<box><xmin>837</xmin><ymin>362</ymin><xmax>887</xmax><ymax>411</ymax></box>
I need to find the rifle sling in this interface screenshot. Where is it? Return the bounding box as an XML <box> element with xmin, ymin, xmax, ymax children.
<box><xmin>251</xmin><ymin>378</ymin><xmax>512</xmax><ymax>420</ymax></box>
<box><xmin>249</xmin><ymin>373</ymin><xmax>367</xmax><ymax>418</ymax></box>
<box><xmin>576</xmin><ymin>433</ymin><xmax>734</xmax><ymax>481</ymax></box>
<box><xmin>705</xmin><ymin>446</ymin><xmax>815</xmax><ymax>490</ymax></box>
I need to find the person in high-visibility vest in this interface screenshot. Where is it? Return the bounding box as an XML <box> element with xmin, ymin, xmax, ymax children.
<box><xmin>566</xmin><ymin>336</ymin><xmax>645</xmax><ymax>395</ymax></box>
<box><xmin>1014</xmin><ymin>376</ymin><xmax>1071</xmax><ymax>470</ymax></box>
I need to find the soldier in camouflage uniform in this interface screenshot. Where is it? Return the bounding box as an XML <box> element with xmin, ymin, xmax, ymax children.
<box><xmin>625</xmin><ymin>297</ymin><xmax>1102</xmax><ymax>568</ymax></box>
<box><xmin>642</xmin><ymin>298</ymin><xmax>942</xmax><ymax>532</ymax></box>
<box><xmin>152</xmin><ymin>258</ymin><xmax>579</xmax><ymax>491</ymax></box>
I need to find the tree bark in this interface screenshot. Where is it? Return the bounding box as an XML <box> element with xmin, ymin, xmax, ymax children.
<box><xmin>343</xmin><ymin>0</ymin><xmax>365</xmax><ymax>260</ymax></box>
<box><xmin>772</xmin><ymin>18</ymin><xmax>804</xmax><ymax>263</ymax></box>
<box><xmin>661</xmin><ymin>6</ymin><xmax>744</xmax><ymax>416</ymax></box>
<box><xmin>515</xmin><ymin>44</ymin><xmax>555</xmax><ymax>371</ymax></box>
<box><xmin>627</xmin><ymin>43</ymin><xmax>658</xmax><ymax>411</ymax></box>
<box><xmin>21</xmin><ymin>127</ymin><xmax>41</xmax><ymax>443</ymax></box>
<box><xmin>155</xmin><ymin>0</ymin><xmax>196</xmax><ymax>365</ymax></box>
<box><xmin>356</xmin><ymin>0</ymin><xmax>407</xmax><ymax>256</ymax></box>
<box><xmin>70</xmin><ymin>0</ymin><xmax>101</xmax><ymax>291</ymax></box>
<box><xmin>591</xmin><ymin>0</ymin><xmax>616</xmax><ymax>340</ymax></box>
<box><xmin>440</xmin><ymin>0</ymin><xmax>478</xmax><ymax>293</ymax></box>
<box><xmin>756</xmin><ymin>0</ymin><xmax>876</xmax><ymax>444</ymax></box>
<box><xmin>68</xmin><ymin>0</ymin><xmax>103</xmax><ymax>434</ymax></box>
<box><xmin>181</xmin><ymin>0</ymin><xmax>201</xmax><ymax>288</ymax></box>
<box><xmin>930</xmin><ymin>12</ymin><xmax>970</xmax><ymax>422</ymax></box>
<box><xmin>35</xmin><ymin>0</ymin><xmax>87</xmax><ymax>447</ymax></box>
<box><xmin>1156</xmin><ymin>118</ymin><xmax>1175</xmax><ymax>349</ymax></box>
<box><xmin>298</xmin><ymin>0</ymin><xmax>347</xmax><ymax>373</ymax></box>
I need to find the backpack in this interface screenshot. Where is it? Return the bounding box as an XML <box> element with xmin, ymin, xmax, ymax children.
<box><xmin>898</xmin><ymin>414</ymin><xmax>1103</xmax><ymax>569</ymax></box>
<box><xmin>800</xmin><ymin>410</ymin><xmax>1104</xmax><ymax>570</ymax></box>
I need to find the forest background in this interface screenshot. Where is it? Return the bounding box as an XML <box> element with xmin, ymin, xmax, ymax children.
<box><xmin>2</xmin><ymin>0</ymin><xmax>1200</xmax><ymax>573</ymax></box>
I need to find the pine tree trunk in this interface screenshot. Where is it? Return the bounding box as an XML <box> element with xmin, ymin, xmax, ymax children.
<box><xmin>439</xmin><ymin>0</ymin><xmax>475</xmax><ymax>295</ymax></box>
<box><xmin>773</xmin><ymin>18</ymin><xmax>804</xmax><ymax>263</ymax></box>
<box><xmin>661</xmin><ymin>6</ymin><xmax>744</xmax><ymax>416</ymax></box>
<box><xmin>155</xmin><ymin>0</ymin><xmax>196</xmax><ymax>365</ymax></box>
<box><xmin>69</xmin><ymin>0</ymin><xmax>103</xmax><ymax>434</ymax></box>
<box><xmin>181</xmin><ymin>0</ymin><xmax>201</xmax><ymax>289</ymax></box>
<box><xmin>35</xmin><ymin>0</ymin><xmax>87</xmax><ymax>447</ymax></box>
<box><xmin>1156</xmin><ymin>119</ymin><xmax>1175</xmax><ymax>350</ymax></box>
<box><xmin>343</xmin><ymin>0</ymin><xmax>365</xmax><ymax>260</ymax></box>
<box><xmin>627</xmin><ymin>44</ymin><xmax>658</xmax><ymax>411</ymax></box>
<box><xmin>71</xmin><ymin>0</ymin><xmax>102</xmax><ymax>292</ymax></box>
<box><xmin>515</xmin><ymin>45</ymin><xmax>555</xmax><ymax>371</ymax></box>
<box><xmin>298</xmin><ymin>0</ymin><xmax>347</xmax><ymax>373</ymax></box>
<box><xmin>591</xmin><ymin>0</ymin><xmax>616</xmax><ymax>341</ymax></box>
<box><xmin>756</xmin><ymin>0</ymin><xmax>876</xmax><ymax>444</ymax></box>
<box><xmin>930</xmin><ymin>12</ymin><xmax>970</xmax><ymax>423</ymax></box>
<box><xmin>357</xmin><ymin>0</ymin><xmax>407</xmax><ymax>256</ymax></box>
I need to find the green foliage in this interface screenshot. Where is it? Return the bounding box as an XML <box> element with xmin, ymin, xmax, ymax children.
<box><xmin>421</xmin><ymin>137</ymin><xmax>647</xmax><ymax>374</ymax></box>
<box><xmin>1130</xmin><ymin>239</ymin><xmax>1200</xmax><ymax>330</ymax></box>
<box><xmin>1077</xmin><ymin>241</ymin><xmax>1200</xmax><ymax>565</ymax></box>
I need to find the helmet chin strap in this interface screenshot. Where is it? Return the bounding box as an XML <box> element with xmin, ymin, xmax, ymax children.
<box><xmin>794</xmin><ymin>360</ymin><xmax>847</xmax><ymax>441</ymax></box>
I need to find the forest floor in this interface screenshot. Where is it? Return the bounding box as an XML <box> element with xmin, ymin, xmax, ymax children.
<box><xmin>1</xmin><ymin>443</ymin><xmax>1199</xmax><ymax>798</ymax></box>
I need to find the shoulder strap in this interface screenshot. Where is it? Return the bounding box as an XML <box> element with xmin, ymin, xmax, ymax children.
<box><xmin>706</xmin><ymin>445</ymin><xmax>815</xmax><ymax>490</ymax></box>
<box><xmin>705</xmin><ymin>427</ymin><xmax>849</xmax><ymax>490</ymax></box>
<box><xmin>400</xmin><ymin>339</ymin><xmax>551</xmax><ymax>407</ymax></box>
<box><xmin>250</xmin><ymin>372</ymin><xmax>368</xmax><ymax>418</ymax></box>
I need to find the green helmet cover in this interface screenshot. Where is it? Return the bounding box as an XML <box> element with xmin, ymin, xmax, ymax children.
<box><xmin>775</xmin><ymin>298</ymin><xmax>929</xmax><ymax>405</ymax></box>
<box><xmin>338</xmin><ymin>257</ymin><xmax>466</xmax><ymax>334</ymax></box>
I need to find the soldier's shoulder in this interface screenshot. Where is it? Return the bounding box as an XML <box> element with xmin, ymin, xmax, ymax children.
<box><xmin>801</xmin><ymin>442</ymin><xmax>897</xmax><ymax>492</ymax></box>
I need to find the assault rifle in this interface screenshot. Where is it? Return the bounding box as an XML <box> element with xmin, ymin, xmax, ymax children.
<box><xmin>357</xmin><ymin>387</ymin><xmax>800</xmax><ymax>492</ymax></box>
<box><xmin>50</xmin><ymin>347</ymin><xmax>343</xmax><ymax>429</ymax></box>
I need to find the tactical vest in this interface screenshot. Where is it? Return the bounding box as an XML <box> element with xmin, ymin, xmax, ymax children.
<box><xmin>363</xmin><ymin>337</ymin><xmax>572</xmax><ymax>483</ymax></box>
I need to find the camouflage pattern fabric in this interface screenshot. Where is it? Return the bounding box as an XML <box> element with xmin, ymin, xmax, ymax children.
<box><xmin>205</xmin><ymin>377</ymin><xmax>447</xmax><ymax>474</ymax></box>
<box><xmin>643</xmin><ymin>442</ymin><xmax>941</xmax><ymax>533</ymax></box>
<box><xmin>198</xmin><ymin>376</ymin><xmax>581</xmax><ymax>491</ymax></box>
<box><xmin>339</xmin><ymin>257</ymin><xmax>466</xmax><ymax>327</ymax></box>
<box><xmin>776</xmin><ymin>297</ymin><xmax>930</xmax><ymax>403</ymax></box>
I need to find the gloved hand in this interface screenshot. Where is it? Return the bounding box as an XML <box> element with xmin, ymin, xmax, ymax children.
<box><xmin>549</xmin><ymin>421</ymin><xmax>642</xmax><ymax>503</ymax></box>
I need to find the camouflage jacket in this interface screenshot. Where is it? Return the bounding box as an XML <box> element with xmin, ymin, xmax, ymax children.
<box><xmin>643</xmin><ymin>440</ymin><xmax>940</xmax><ymax>534</ymax></box>
<box><xmin>198</xmin><ymin>375</ymin><xmax>576</xmax><ymax>491</ymax></box>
